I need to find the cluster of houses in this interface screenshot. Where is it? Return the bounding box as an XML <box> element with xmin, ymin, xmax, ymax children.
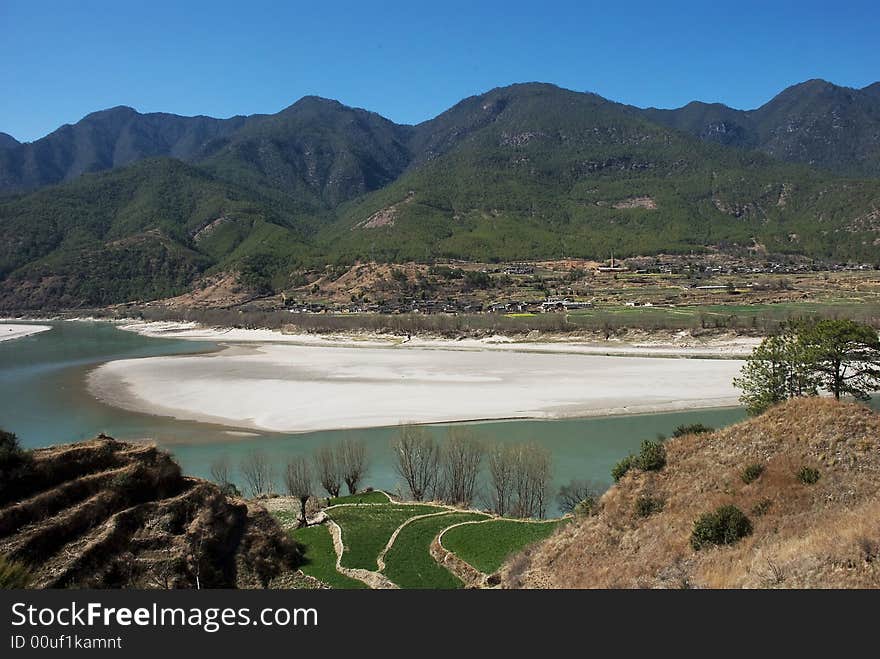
<box><xmin>284</xmin><ymin>296</ymin><xmax>597</xmax><ymax>315</ymax></box>
<box><xmin>625</xmin><ymin>255</ymin><xmax>877</xmax><ymax>276</ymax></box>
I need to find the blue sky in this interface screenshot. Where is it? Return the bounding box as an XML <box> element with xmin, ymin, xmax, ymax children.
<box><xmin>1</xmin><ymin>0</ymin><xmax>877</xmax><ymax>141</ymax></box>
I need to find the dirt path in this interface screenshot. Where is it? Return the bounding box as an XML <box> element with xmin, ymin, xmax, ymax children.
<box><xmin>325</xmin><ymin>520</ymin><xmax>398</xmax><ymax>589</ymax></box>
<box><xmin>434</xmin><ymin>517</ymin><xmax>568</xmax><ymax>588</ymax></box>
<box><xmin>434</xmin><ymin>519</ymin><xmax>493</xmax><ymax>587</ymax></box>
<box><xmin>376</xmin><ymin>510</ymin><xmax>458</xmax><ymax>572</ymax></box>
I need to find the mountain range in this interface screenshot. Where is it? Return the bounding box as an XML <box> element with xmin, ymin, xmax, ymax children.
<box><xmin>1</xmin><ymin>79</ymin><xmax>879</xmax><ymax>309</ymax></box>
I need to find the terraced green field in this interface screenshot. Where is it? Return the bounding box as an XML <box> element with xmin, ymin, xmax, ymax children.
<box><xmin>331</xmin><ymin>504</ymin><xmax>444</xmax><ymax>570</ymax></box>
<box><xmin>270</xmin><ymin>492</ymin><xmax>566</xmax><ymax>588</ymax></box>
<box><xmin>382</xmin><ymin>512</ymin><xmax>489</xmax><ymax>589</ymax></box>
<box><xmin>290</xmin><ymin>524</ymin><xmax>368</xmax><ymax>589</ymax></box>
<box><xmin>329</xmin><ymin>491</ymin><xmax>389</xmax><ymax>505</ymax></box>
<box><xmin>441</xmin><ymin>519</ymin><xmax>566</xmax><ymax>574</ymax></box>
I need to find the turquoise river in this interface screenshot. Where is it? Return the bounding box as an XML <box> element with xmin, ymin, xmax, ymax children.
<box><xmin>1</xmin><ymin>321</ymin><xmax>752</xmax><ymax>511</ymax></box>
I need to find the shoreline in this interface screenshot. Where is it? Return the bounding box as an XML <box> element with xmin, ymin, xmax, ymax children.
<box><xmin>112</xmin><ymin>319</ymin><xmax>762</xmax><ymax>359</ymax></box>
<box><xmin>0</xmin><ymin>323</ymin><xmax>52</xmax><ymax>342</ymax></box>
<box><xmin>87</xmin><ymin>337</ymin><xmax>746</xmax><ymax>434</ymax></box>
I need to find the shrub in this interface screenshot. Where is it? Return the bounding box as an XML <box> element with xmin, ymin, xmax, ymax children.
<box><xmin>741</xmin><ymin>463</ymin><xmax>765</xmax><ymax>484</ymax></box>
<box><xmin>797</xmin><ymin>466</ymin><xmax>820</xmax><ymax>485</ymax></box>
<box><xmin>612</xmin><ymin>440</ymin><xmax>667</xmax><ymax>482</ymax></box>
<box><xmin>611</xmin><ymin>456</ymin><xmax>634</xmax><ymax>482</ymax></box>
<box><xmin>751</xmin><ymin>499</ymin><xmax>773</xmax><ymax>517</ymax></box>
<box><xmin>691</xmin><ymin>505</ymin><xmax>753</xmax><ymax>550</ymax></box>
<box><xmin>0</xmin><ymin>429</ymin><xmax>32</xmax><ymax>501</ymax></box>
<box><xmin>0</xmin><ymin>554</ymin><xmax>32</xmax><ymax>588</ymax></box>
<box><xmin>0</xmin><ymin>429</ymin><xmax>28</xmax><ymax>470</ymax></box>
<box><xmin>634</xmin><ymin>495</ymin><xmax>664</xmax><ymax>518</ymax></box>
<box><xmin>634</xmin><ymin>440</ymin><xmax>666</xmax><ymax>472</ymax></box>
<box><xmin>219</xmin><ymin>482</ymin><xmax>242</xmax><ymax>498</ymax></box>
<box><xmin>672</xmin><ymin>423</ymin><xmax>714</xmax><ymax>437</ymax></box>
<box><xmin>573</xmin><ymin>497</ymin><xmax>598</xmax><ymax>518</ymax></box>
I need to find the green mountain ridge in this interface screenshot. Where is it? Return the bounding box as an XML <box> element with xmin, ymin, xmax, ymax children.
<box><xmin>641</xmin><ymin>79</ymin><xmax>880</xmax><ymax>176</ymax></box>
<box><xmin>1</xmin><ymin>81</ymin><xmax>879</xmax><ymax>309</ymax></box>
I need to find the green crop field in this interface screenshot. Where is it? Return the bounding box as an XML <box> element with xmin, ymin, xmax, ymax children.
<box><xmin>382</xmin><ymin>512</ymin><xmax>489</xmax><ymax>589</ymax></box>
<box><xmin>331</xmin><ymin>504</ymin><xmax>445</xmax><ymax>570</ymax></box>
<box><xmin>329</xmin><ymin>491</ymin><xmax>390</xmax><ymax>505</ymax></box>
<box><xmin>290</xmin><ymin>524</ymin><xmax>368</xmax><ymax>589</ymax></box>
<box><xmin>442</xmin><ymin>519</ymin><xmax>566</xmax><ymax>574</ymax></box>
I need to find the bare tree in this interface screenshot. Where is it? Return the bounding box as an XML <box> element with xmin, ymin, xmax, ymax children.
<box><xmin>488</xmin><ymin>443</ymin><xmax>515</xmax><ymax>516</ymax></box>
<box><xmin>556</xmin><ymin>479</ymin><xmax>603</xmax><ymax>514</ymax></box>
<box><xmin>439</xmin><ymin>428</ymin><xmax>484</xmax><ymax>506</ymax></box>
<box><xmin>284</xmin><ymin>457</ymin><xmax>313</xmax><ymax>526</ymax></box>
<box><xmin>392</xmin><ymin>425</ymin><xmax>440</xmax><ymax>501</ymax></box>
<box><xmin>511</xmin><ymin>443</ymin><xmax>552</xmax><ymax>519</ymax></box>
<box><xmin>210</xmin><ymin>454</ymin><xmax>241</xmax><ymax>497</ymax></box>
<box><xmin>337</xmin><ymin>439</ymin><xmax>368</xmax><ymax>494</ymax></box>
<box><xmin>240</xmin><ymin>449</ymin><xmax>273</xmax><ymax>498</ymax></box>
<box><xmin>313</xmin><ymin>445</ymin><xmax>341</xmax><ymax>498</ymax></box>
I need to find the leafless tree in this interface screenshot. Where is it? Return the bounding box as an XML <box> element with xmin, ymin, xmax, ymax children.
<box><xmin>438</xmin><ymin>428</ymin><xmax>484</xmax><ymax>506</ymax></box>
<box><xmin>511</xmin><ymin>443</ymin><xmax>552</xmax><ymax>519</ymax></box>
<box><xmin>556</xmin><ymin>479</ymin><xmax>603</xmax><ymax>514</ymax></box>
<box><xmin>210</xmin><ymin>455</ymin><xmax>232</xmax><ymax>486</ymax></box>
<box><xmin>488</xmin><ymin>443</ymin><xmax>515</xmax><ymax>516</ymax></box>
<box><xmin>337</xmin><ymin>439</ymin><xmax>369</xmax><ymax>494</ymax></box>
<box><xmin>240</xmin><ymin>449</ymin><xmax>273</xmax><ymax>497</ymax></box>
<box><xmin>313</xmin><ymin>445</ymin><xmax>341</xmax><ymax>498</ymax></box>
<box><xmin>392</xmin><ymin>425</ymin><xmax>440</xmax><ymax>501</ymax></box>
<box><xmin>284</xmin><ymin>457</ymin><xmax>313</xmax><ymax>526</ymax></box>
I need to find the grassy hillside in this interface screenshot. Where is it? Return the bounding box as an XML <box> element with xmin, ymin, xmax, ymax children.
<box><xmin>0</xmin><ymin>158</ymin><xmax>312</xmax><ymax>308</ymax></box>
<box><xmin>505</xmin><ymin>398</ymin><xmax>880</xmax><ymax>588</ymax></box>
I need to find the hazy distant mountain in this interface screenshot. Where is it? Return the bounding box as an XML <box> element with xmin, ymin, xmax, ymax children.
<box><xmin>2</xmin><ymin>81</ymin><xmax>879</xmax><ymax>309</ymax></box>
<box><xmin>641</xmin><ymin>79</ymin><xmax>880</xmax><ymax>176</ymax></box>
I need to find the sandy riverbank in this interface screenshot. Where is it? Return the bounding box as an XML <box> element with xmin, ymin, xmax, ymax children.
<box><xmin>0</xmin><ymin>324</ymin><xmax>52</xmax><ymax>342</ymax></box>
<box><xmin>88</xmin><ymin>339</ymin><xmax>746</xmax><ymax>433</ymax></box>
<box><xmin>115</xmin><ymin>319</ymin><xmax>761</xmax><ymax>358</ymax></box>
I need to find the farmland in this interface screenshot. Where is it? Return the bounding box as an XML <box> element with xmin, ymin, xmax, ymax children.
<box><xmin>271</xmin><ymin>492</ymin><xmax>567</xmax><ymax>589</ymax></box>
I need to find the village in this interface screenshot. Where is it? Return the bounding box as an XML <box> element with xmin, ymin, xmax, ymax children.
<box><xmin>262</xmin><ymin>252</ymin><xmax>879</xmax><ymax>317</ymax></box>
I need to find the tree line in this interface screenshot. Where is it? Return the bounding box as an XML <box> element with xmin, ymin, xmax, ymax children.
<box><xmin>391</xmin><ymin>425</ymin><xmax>552</xmax><ymax>519</ymax></box>
<box><xmin>208</xmin><ymin>425</ymin><xmax>555</xmax><ymax>526</ymax></box>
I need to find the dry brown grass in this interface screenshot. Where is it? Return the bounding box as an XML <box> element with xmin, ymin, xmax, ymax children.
<box><xmin>506</xmin><ymin>398</ymin><xmax>880</xmax><ymax>589</ymax></box>
<box><xmin>0</xmin><ymin>437</ymin><xmax>300</xmax><ymax>588</ymax></box>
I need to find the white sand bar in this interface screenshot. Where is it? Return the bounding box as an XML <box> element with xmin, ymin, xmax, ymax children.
<box><xmin>88</xmin><ymin>342</ymin><xmax>745</xmax><ymax>433</ymax></box>
<box><xmin>0</xmin><ymin>324</ymin><xmax>52</xmax><ymax>342</ymax></box>
<box><xmin>116</xmin><ymin>320</ymin><xmax>761</xmax><ymax>358</ymax></box>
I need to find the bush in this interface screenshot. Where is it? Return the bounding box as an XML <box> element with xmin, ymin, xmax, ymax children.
<box><xmin>672</xmin><ymin>423</ymin><xmax>714</xmax><ymax>437</ymax></box>
<box><xmin>634</xmin><ymin>495</ymin><xmax>664</xmax><ymax>518</ymax></box>
<box><xmin>573</xmin><ymin>499</ymin><xmax>594</xmax><ymax>517</ymax></box>
<box><xmin>751</xmin><ymin>499</ymin><xmax>773</xmax><ymax>517</ymax></box>
<box><xmin>219</xmin><ymin>482</ymin><xmax>242</xmax><ymax>498</ymax></box>
<box><xmin>0</xmin><ymin>554</ymin><xmax>32</xmax><ymax>588</ymax></box>
<box><xmin>611</xmin><ymin>456</ymin><xmax>634</xmax><ymax>482</ymax></box>
<box><xmin>691</xmin><ymin>505</ymin><xmax>753</xmax><ymax>550</ymax></box>
<box><xmin>0</xmin><ymin>430</ymin><xmax>32</xmax><ymax>502</ymax></box>
<box><xmin>0</xmin><ymin>429</ymin><xmax>28</xmax><ymax>469</ymax></box>
<box><xmin>741</xmin><ymin>463</ymin><xmax>765</xmax><ymax>484</ymax></box>
<box><xmin>797</xmin><ymin>466</ymin><xmax>820</xmax><ymax>485</ymax></box>
<box><xmin>634</xmin><ymin>440</ymin><xmax>666</xmax><ymax>472</ymax></box>
<box><xmin>611</xmin><ymin>440</ymin><xmax>667</xmax><ymax>482</ymax></box>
